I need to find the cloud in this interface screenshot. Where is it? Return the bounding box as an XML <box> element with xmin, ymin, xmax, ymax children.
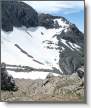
<box><xmin>23</xmin><ymin>1</ymin><xmax>84</xmax><ymax>15</ymax></box>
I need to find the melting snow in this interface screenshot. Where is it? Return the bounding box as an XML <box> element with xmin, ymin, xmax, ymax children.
<box><xmin>1</xmin><ymin>21</ymin><xmax>80</xmax><ymax>79</ymax></box>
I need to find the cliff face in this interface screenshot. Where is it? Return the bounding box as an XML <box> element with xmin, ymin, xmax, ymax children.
<box><xmin>1</xmin><ymin>1</ymin><xmax>38</xmax><ymax>31</ymax></box>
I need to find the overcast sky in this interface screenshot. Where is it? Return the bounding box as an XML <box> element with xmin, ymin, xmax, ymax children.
<box><xmin>23</xmin><ymin>1</ymin><xmax>84</xmax><ymax>32</ymax></box>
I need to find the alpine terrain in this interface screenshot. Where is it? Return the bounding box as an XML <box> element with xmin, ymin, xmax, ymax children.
<box><xmin>1</xmin><ymin>1</ymin><xmax>85</xmax><ymax>102</ymax></box>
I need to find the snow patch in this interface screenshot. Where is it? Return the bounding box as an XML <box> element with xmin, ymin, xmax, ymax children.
<box><xmin>8</xmin><ymin>71</ymin><xmax>58</xmax><ymax>79</ymax></box>
<box><xmin>54</xmin><ymin>18</ymin><xmax>69</xmax><ymax>28</ymax></box>
<box><xmin>1</xmin><ymin>23</ymin><xmax>80</xmax><ymax>79</ymax></box>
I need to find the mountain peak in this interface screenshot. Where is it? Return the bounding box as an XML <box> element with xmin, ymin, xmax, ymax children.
<box><xmin>1</xmin><ymin>1</ymin><xmax>84</xmax><ymax>77</ymax></box>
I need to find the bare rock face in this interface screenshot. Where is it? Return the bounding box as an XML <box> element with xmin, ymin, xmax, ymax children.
<box><xmin>1</xmin><ymin>1</ymin><xmax>38</xmax><ymax>31</ymax></box>
<box><xmin>38</xmin><ymin>13</ymin><xmax>69</xmax><ymax>29</ymax></box>
<box><xmin>59</xmin><ymin>49</ymin><xmax>82</xmax><ymax>75</ymax></box>
<box><xmin>1</xmin><ymin>63</ymin><xmax>18</xmax><ymax>91</ymax></box>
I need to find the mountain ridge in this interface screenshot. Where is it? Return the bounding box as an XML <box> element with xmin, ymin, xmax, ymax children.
<box><xmin>1</xmin><ymin>1</ymin><xmax>84</xmax><ymax>78</ymax></box>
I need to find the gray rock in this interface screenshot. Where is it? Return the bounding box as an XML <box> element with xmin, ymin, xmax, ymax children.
<box><xmin>38</xmin><ymin>13</ymin><xmax>67</xmax><ymax>29</ymax></box>
<box><xmin>2</xmin><ymin>1</ymin><xmax>38</xmax><ymax>31</ymax></box>
<box><xmin>1</xmin><ymin>63</ymin><xmax>18</xmax><ymax>91</ymax></box>
<box><xmin>77</xmin><ymin>67</ymin><xmax>84</xmax><ymax>79</ymax></box>
<box><xmin>59</xmin><ymin>49</ymin><xmax>82</xmax><ymax>75</ymax></box>
<box><xmin>46</xmin><ymin>73</ymin><xmax>54</xmax><ymax>79</ymax></box>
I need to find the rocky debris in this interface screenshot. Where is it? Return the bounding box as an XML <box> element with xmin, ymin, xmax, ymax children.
<box><xmin>1</xmin><ymin>63</ymin><xmax>18</xmax><ymax>91</ymax></box>
<box><xmin>1</xmin><ymin>72</ymin><xmax>84</xmax><ymax>101</ymax></box>
<box><xmin>1</xmin><ymin>1</ymin><xmax>38</xmax><ymax>31</ymax></box>
<box><xmin>31</xmin><ymin>73</ymin><xmax>84</xmax><ymax>98</ymax></box>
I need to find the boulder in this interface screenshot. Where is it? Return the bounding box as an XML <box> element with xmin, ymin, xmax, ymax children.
<box><xmin>77</xmin><ymin>67</ymin><xmax>84</xmax><ymax>79</ymax></box>
<box><xmin>1</xmin><ymin>63</ymin><xmax>18</xmax><ymax>91</ymax></box>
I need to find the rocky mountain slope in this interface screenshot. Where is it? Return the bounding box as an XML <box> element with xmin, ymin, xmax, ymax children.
<box><xmin>1</xmin><ymin>1</ymin><xmax>85</xmax><ymax>102</ymax></box>
<box><xmin>1</xmin><ymin>73</ymin><xmax>84</xmax><ymax>102</ymax></box>
<box><xmin>1</xmin><ymin>1</ymin><xmax>84</xmax><ymax>78</ymax></box>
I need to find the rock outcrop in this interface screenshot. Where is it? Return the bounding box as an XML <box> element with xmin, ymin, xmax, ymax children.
<box><xmin>1</xmin><ymin>1</ymin><xmax>38</xmax><ymax>31</ymax></box>
<box><xmin>1</xmin><ymin>63</ymin><xmax>18</xmax><ymax>91</ymax></box>
<box><xmin>1</xmin><ymin>73</ymin><xmax>84</xmax><ymax>101</ymax></box>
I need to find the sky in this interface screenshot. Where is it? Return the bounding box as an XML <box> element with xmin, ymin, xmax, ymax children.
<box><xmin>23</xmin><ymin>1</ymin><xmax>84</xmax><ymax>32</ymax></box>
